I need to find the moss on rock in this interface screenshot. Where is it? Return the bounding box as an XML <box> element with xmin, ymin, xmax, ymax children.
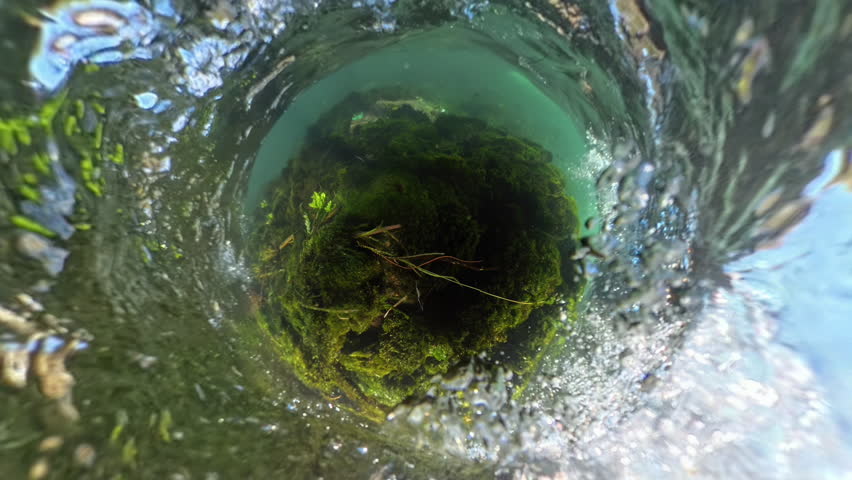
<box><xmin>251</xmin><ymin>92</ymin><xmax>584</xmax><ymax>421</ymax></box>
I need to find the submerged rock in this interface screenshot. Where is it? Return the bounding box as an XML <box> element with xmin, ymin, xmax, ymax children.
<box><xmin>251</xmin><ymin>93</ymin><xmax>584</xmax><ymax>421</ymax></box>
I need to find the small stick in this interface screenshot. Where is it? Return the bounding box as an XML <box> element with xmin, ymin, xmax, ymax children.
<box><xmin>384</xmin><ymin>295</ymin><xmax>408</xmax><ymax>318</ymax></box>
<box><xmin>383</xmin><ymin>229</ymin><xmax>404</xmax><ymax>248</ymax></box>
<box><xmin>395</xmin><ymin>252</ymin><xmax>446</xmax><ymax>260</ymax></box>
<box><xmin>357</xmin><ymin>243</ymin><xmax>535</xmax><ymax>305</ymax></box>
<box><xmin>417</xmin><ymin>255</ymin><xmax>483</xmax><ymax>268</ymax></box>
<box><xmin>354</xmin><ymin>224</ymin><xmax>402</xmax><ymax>239</ymax></box>
<box><xmin>297</xmin><ymin>303</ymin><xmax>357</xmax><ymax>314</ymax></box>
<box><xmin>319</xmin><ymin>206</ymin><xmax>340</xmax><ymax>227</ymax></box>
<box><xmin>278</xmin><ymin>234</ymin><xmax>295</xmax><ymax>250</ymax></box>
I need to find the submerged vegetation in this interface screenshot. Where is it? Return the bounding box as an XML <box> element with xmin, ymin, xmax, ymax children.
<box><xmin>251</xmin><ymin>92</ymin><xmax>584</xmax><ymax>421</ymax></box>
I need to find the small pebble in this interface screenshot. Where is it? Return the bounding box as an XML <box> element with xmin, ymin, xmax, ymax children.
<box><xmin>55</xmin><ymin>396</ymin><xmax>80</xmax><ymax>423</ymax></box>
<box><xmin>16</xmin><ymin>293</ymin><xmax>44</xmax><ymax>313</ymax></box>
<box><xmin>31</xmin><ymin>280</ymin><xmax>53</xmax><ymax>293</ymax></box>
<box><xmin>130</xmin><ymin>352</ymin><xmax>158</xmax><ymax>369</ymax></box>
<box><xmin>16</xmin><ymin>233</ymin><xmax>49</xmax><ymax>257</ymax></box>
<box><xmin>1</xmin><ymin>349</ymin><xmax>30</xmax><ymax>389</ymax></box>
<box><xmin>16</xmin><ymin>233</ymin><xmax>69</xmax><ymax>277</ymax></box>
<box><xmin>0</xmin><ymin>305</ymin><xmax>36</xmax><ymax>335</ymax></box>
<box><xmin>39</xmin><ymin>370</ymin><xmax>75</xmax><ymax>400</ymax></box>
<box><xmin>73</xmin><ymin>443</ymin><xmax>96</xmax><ymax>467</ymax></box>
<box><xmin>38</xmin><ymin>435</ymin><xmax>64</xmax><ymax>452</ymax></box>
<box><xmin>28</xmin><ymin>458</ymin><xmax>48</xmax><ymax>480</ymax></box>
<box><xmin>73</xmin><ymin>8</ymin><xmax>127</xmax><ymax>32</ymax></box>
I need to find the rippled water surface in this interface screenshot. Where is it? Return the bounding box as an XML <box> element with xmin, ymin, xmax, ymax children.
<box><xmin>0</xmin><ymin>0</ymin><xmax>850</xmax><ymax>478</ymax></box>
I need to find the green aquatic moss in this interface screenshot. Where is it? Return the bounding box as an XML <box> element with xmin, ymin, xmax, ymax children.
<box><xmin>252</xmin><ymin>97</ymin><xmax>583</xmax><ymax>421</ymax></box>
<box><xmin>0</xmin><ymin>126</ymin><xmax>18</xmax><ymax>154</ymax></box>
<box><xmin>64</xmin><ymin>114</ymin><xmax>80</xmax><ymax>137</ymax></box>
<box><xmin>10</xmin><ymin>215</ymin><xmax>56</xmax><ymax>237</ymax></box>
<box><xmin>18</xmin><ymin>184</ymin><xmax>41</xmax><ymax>203</ymax></box>
<box><xmin>2</xmin><ymin>90</ymin><xmax>113</xmax><ymax>206</ymax></box>
<box><xmin>109</xmin><ymin>143</ymin><xmax>125</xmax><ymax>165</ymax></box>
<box><xmin>94</xmin><ymin>122</ymin><xmax>104</xmax><ymax>150</ymax></box>
<box><xmin>32</xmin><ymin>153</ymin><xmax>51</xmax><ymax>175</ymax></box>
<box><xmin>0</xmin><ymin>89</ymin><xmax>67</xmax><ymax>153</ymax></box>
<box><xmin>80</xmin><ymin>153</ymin><xmax>104</xmax><ymax>197</ymax></box>
<box><xmin>50</xmin><ymin>97</ymin><xmax>118</xmax><ymax>198</ymax></box>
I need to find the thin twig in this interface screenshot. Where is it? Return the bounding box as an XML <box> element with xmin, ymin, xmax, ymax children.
<box><xmin>357</xmin><ymin>243</ymin><xmax>535</xmax><ymax>306</ymax></box>
<box><xmin>354</xmin><ymin>224</ymin><xmax>402</xmax><ymax>239</ymax></box>
<box><xmin>278</xmin><ymin>234</ymin><xmax>295</xmax><ymax>250</ymax></box>
<box><xmin>396</xmin><ymin>257</ymin><xmax>535</xmax><ymax>305</ymax></box>
<box><xmin>297</xmin><ymin>302</ymin><xmax>358</xmax><ymax>314</ymax></box>
<box><xmin>257</xmin><ymin>268</ymin><xmax>287</xmax><ymax>279</ymax></box>
<box><xmin>417</xmin><ymin>255</ymin><xmax>483</xmax><ymax>269</ymax></box>
<box><xmin>384</xmin><ymin>295</ymin><xmax>408</xmax><ymax>318</ymax></box>
<box><xmin>395</xmin><ymin>252</ymin><xmax>446</xmax><ymax>260</ymax></box>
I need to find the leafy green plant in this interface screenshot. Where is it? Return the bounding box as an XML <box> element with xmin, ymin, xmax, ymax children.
<box><xmin>304</xmin><ymin>191</ymin><xmax>337</xmax><ymax>234</ymax></box>
<box><xmin>309</xmin><ymin>191</ymin><xmax>334</xmax><ymax>212</ymax></box>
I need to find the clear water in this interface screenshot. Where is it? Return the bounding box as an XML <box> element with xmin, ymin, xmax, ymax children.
<box><xmin>247</xmin><ymin>26</ymin><xmax>595</xmax><ymax>225</ymax></box>
<box><xmin>0</xmin><ymin>0</ymin><xmax>850</xmax><ymax>478</ymax></box>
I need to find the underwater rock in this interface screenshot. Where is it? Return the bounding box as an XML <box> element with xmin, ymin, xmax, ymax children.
<box><xmin>251</xmin><ymin>93</ymin><xmax>584</xmax><ymax>421</ymax></box>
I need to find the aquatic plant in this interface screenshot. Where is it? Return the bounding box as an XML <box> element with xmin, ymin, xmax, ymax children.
<box><xmin>251</xmin><ymin>97</ymin><xmax>584</xmax><ymax>421</ymax></box>
<box><xmin>303</xmin><ymin>190</ymin><xmax>337</xmax><ymax>234</ymax></box>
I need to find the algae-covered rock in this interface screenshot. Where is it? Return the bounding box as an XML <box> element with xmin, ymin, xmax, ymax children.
<box><xmin>251</xmin><ymin>93</ymin><xmax>583</xmax><ymax>421</ymax></box>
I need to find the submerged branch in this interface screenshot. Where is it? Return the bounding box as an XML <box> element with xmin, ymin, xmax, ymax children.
<box><xmin>278</xmin><ymin>234</ymin><xmax>296</xmax><ymax>250</ymax></box>
<box><xmin>384</xmin><ymin>295</ymin><xmax>408</xmax><ymax>318</ymax></box>
<box><xmin>354</xmin><ymin>224</ymin><xmax>402</xmax><ymax>239</ymax></box>
<box><xmin>357</xmin><ymin>242</ymin><xmax>536</xmax><ymax>306</ymax></box>
<box><xmin>296</xmin><ymin>302</ymin><xmax>358</xmax><ymax>314</ymax></box>
<box><xmin>417</xmin><ymin>255</ymin><xmax>486</xmax><ymax>271</ymax></box>
<box><xmin>396</xmin><ymin>257</ymin><xmax>535</xmax><ymax>305</ymax></box>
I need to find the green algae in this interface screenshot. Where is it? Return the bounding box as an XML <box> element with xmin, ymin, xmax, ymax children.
<box><xmin>108</xmin><ymin>143</ymin><xmax>125</xmax><ymax>165</ymax></box>
<box><xmin>18</xmin><ymin>184</ymin><xmax>41</xmax><ymax>203</ymax></box>
<box><xmin>0</xmin><ymin>91</ymin><xmax>66</xmax><ymax>157</ymax></box>
<box><xmin>1</xmin><ymin>89</ymin><xmax>113</xmax><ymax>212</ymax></box>
<box><xmin>251</xmin><ymin>94</ymin><xmax>583</xmax><ymax>421</ymax></box>
<box><xmin>94</xmin><ymin>122</ymin><xmax>104</xmax><ymax>150</ymax></box>
<box><xmin>10</xmin><ymin>215</ymin><xmax>56</xmax><ymax>237</ymax></box>
<box><xmin>63</xmin><ymin>114</ymin><xmax>80</xmax><ymax>137</ymax></box>
<box><xmin>80</xmin><ymin>152</ymin><xmax>103</xmax><ymax>197</ymax></box>
<box><xmin>57</xmin><ymin>97</ymin><xmax>118</xmax><ymax>197</ymax></box>
<box><xmin>32</xmin><ymin>153</ymin><xmax>51</xmax><ymax>175</ymax></box>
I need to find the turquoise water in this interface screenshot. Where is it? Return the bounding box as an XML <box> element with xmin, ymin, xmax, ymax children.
<box><xmin>248</xmin><ymin>26</ymin><xmax>597</xmax><ymax>228</ymax></box>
